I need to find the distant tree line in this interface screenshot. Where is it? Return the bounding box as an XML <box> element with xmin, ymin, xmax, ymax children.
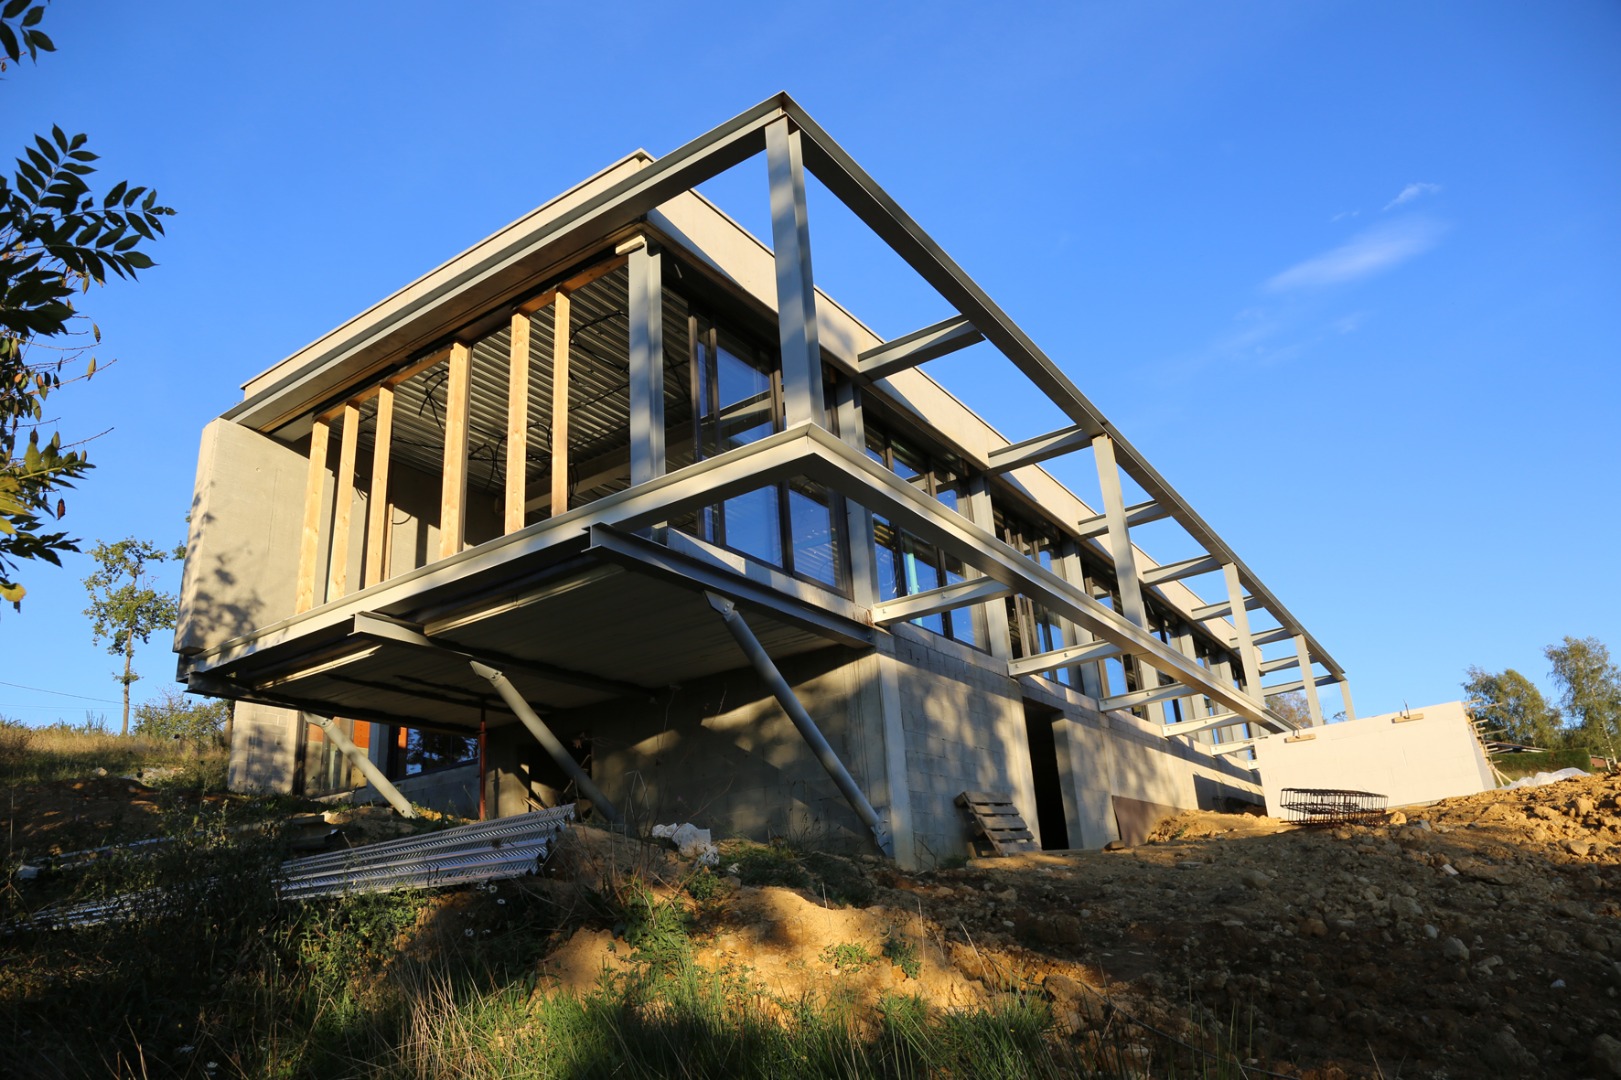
<box><xmin>1465</xmin><ymin>636</ymin><xmax>1620</xmax><ymax>756</ymax></box>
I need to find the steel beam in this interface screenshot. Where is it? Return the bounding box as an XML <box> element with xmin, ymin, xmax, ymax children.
<box><xmin>1261</xmin><ymin>673</ymin><xmax>1340</xmax><ymax>698</ymax></box>
<box><xmin>871</xmin><ymin>576</ymin><xmax>1012</xmax><ymax>626</ymax></box>
<box><xmin>856</xmin><ymin>315</ymin><xmax>981</xmax><ymax>381</ymax></box>
<box><xmin>1162</xmin><ymin>711</ymin><xmax>1243</xmax><ymax>738</ymax></box>
<box><xmin>1008</xmin><ymin>637</ymin><xmax>1123</xmax><ymax>679</ymax></box>
<box><xmin>986</xmin><ymin>425</ymin><xmax>1091</xmax><ymax>474</ymax></box>
<box><xmin>584</xmin><ymin>523</ymin><xmax>873</xmax><ymax>649</ymax></box>
<box><xmin>470</xmin><ymin>660</ymin><xmax>623</xmax><ymax>826</ymax></box>
<box><xmin>1337</xmin><ymin>676</ymin><xmax>1357</xmax><ymax>722</ymax></box>
<box><xmin>351</xmin><ymin>611</ymin><xmax>648</xmax><ymax>699</ymax></box>
<box><xmin>1251</xmin><ymin>625</ymin><xmax>1296</xmax><ymax>647</ymax></box>
<box><xmin>705</xmin><ymin>592</ymin><xmax>892</xmax><ymax>856</ymax></box>
<box><xmin>1141</xmin><ymin>554</ymin><xmax>1222</xmax><ymax>588</ymax></box>
<box><xmin>1190</xmin><ymin>593</ymin><xmax>1267</xmax><ymax>621</ymax></box>
<box><xmin>1099</xmin><ymin>681</ymin><xmax>1189</xmax><ymax>714</ymax></box>
<box><xmin>1076</xmin><ymin>500</ymin><xmax>1168</xmax><ymax>540</ymax></box>
<box><xmin>1259</xmin><ymin>654</ymin><xmax>1301</xmax><ymax>675</ymax></box>
<box><xmin>1211</xmin><ymin>739</ymin><xmax>1257</xmax><ymax>758</ymax></box>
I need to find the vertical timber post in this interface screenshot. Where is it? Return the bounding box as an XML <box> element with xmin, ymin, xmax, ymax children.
<box><xmin>505</xmin><ymin>311</ymin><xmax>531</xmax><ymax>534</ymax></box>
<box><xmin>295</xmin><ymin>417</ymin><xmax>331</xmax><ymax>614</ymax></box>
<box><xmin>364</xmin><ymin>386</ymin><xmax>394</xmax><ymax>588</ymax></box>
<box><xmin>550</xmin><ymin>292</ymin><xmax>571</xmax><ymax>516</ymax></box>
<box><xmin>440</xmin><ymin>341</ymin><xmax>471</xmax><ymax>560</ymax></box>
<box><xmin>327</xmin><ymin>403</ymin><xmax>360</xmax><ymax>600</ymax></box>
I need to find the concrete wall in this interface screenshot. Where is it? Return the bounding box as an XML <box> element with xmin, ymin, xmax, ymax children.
<box><xmin>227</xmin><ymin>702</ymin><xmax>300</xmax><ymax>793</ymax></box>
<box><xmin>352</xmin><ymin>763</ymin><xmax>481</xmax><ymax>818</ymax></box>
<box><xmin>176</xmin><ymin>420</ymin><xmax>307</xmax><ymax>654</ymax></box>
<box><xmin>1252</xmin><ymin>700</ymin><xmax>1492</xmax><ymax>812</ymax></box>
<box><xmin>526</xmin><ymin>646</ymin><xmax>893</xmax><ymax>852</ymax></box>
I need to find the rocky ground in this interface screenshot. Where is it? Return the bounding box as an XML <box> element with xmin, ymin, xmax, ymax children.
<box><xmin>6</xmin><ymin>768</ymin><xmax>1620</xmax><ymax>1078</ymax></box>
<box><xmin>529</xmin><ymin>770</ymin><xmax>1621</xmax><ymax>1078</ymax></box>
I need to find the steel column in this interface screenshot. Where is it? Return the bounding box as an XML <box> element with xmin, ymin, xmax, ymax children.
<box><xmin>469</xmin><ymin>661</ymin><xmax>623</xmax><ymax>826</ymax></box>
<box><xmin>627</xmin><ymin>240</ymin><xmax>666</xmax><ymax>485</ymax></box>
<box><xmin>306</xmin><ymin>713</ymin><xmax>416</xmax><ymax>818</ymax></box>
<box><xmin>705</xmin><ymin>592</ymin><xmax>891</xmax><ymax>856</ymax></box>
<box><xmin>766</xmin><ymin>117</ymin><xmax>823</xmax><ymax>428</ymax></box>
<box><xmin>1294</xmin><ymin>633</ymin><xmax>1324</xmax><ymax>725</ymax></box>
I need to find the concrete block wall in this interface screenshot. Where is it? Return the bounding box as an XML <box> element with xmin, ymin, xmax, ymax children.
<box><xmin>227</xmin><ymin>702</ymin><xmax>299</xmax><ymax>794</ymax></box>
<box><xmin>886</xmin><ymin>623</ymin><xmax>1035</xmax><ymax>863</ymax></box>
<box><xmin>534</xmin><ymin>646</ymin><xmax>893</xmax><ymax>853</ymax></box>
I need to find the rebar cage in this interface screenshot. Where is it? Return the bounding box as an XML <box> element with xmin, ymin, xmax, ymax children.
<box><xmin>1279</xmin><ymin>788</ymin><xmax>1388</xmax><ymax>826</ymax></box>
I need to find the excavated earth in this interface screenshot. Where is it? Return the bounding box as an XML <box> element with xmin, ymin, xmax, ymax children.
<box><xmin>532</xmin><ymin>770</ymin><xmax>1621</xmax><ymax>1079</ymax></box>
<box><xmin>7</xmin><ymin>770</ymin><xmax>1621</xmax><ymax>1077</ymax></box>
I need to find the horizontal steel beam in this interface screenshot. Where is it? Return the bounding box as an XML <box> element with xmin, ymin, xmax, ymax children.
<box><xmin>1008</xmin><ymin>637</ymin><xmax>1123</xmax><ymax>679</ymax></box>
<box><xmin>185</xmin><ymin>672</ymin><xmax>472</xmax><ymax>736</ymax></box>
<box><xmin>351</xmin><ymin>612</ymin><xmax>648</xmax><ymax>699</ymax></box>
<box><xmin>871</xmin><ymin>576</ymin><xmax>1011</xmax><ymax>626</ymax></box>
<box><xmin>986</xmin><ymin>425</ymin><xmax>1091</xmax><ymax>474</ymax></box>
<box><xmin>1099</xmin><ymin>681</ymin><xmax>1190</xmax><ymax>713</ymax></box>
<box><xmin>1140</xmin><ymin>553</ymin><xmax>1222</xmax><ymax>588</ymax></box>
<box><xmin>1191</xmin><ymin>593</ymin><xmax>1266</xmax><ymax>621</ymax></box>
<box><xmin>856</xmin><ymin>314</ymin><xmax>982</xmax><ymax>380</ymax></box>
<box><xmin>1261</xmin><ymin>673</ymin><xmax>1339</xmax><ymax>697</ymax></box>
<box><xmin>1162</xmin><ymin>711</ymin><xmax>1244</xmax><ymax>738</ymax></box>
<box><xmin>1259</xmin><ymin>654</ymin><xmax>1301</xmax><ymax>675</ymax></box>
<box><xmin>1211</xmin><ymin>738</ymin><xmax>1257</xmax><ymax>758</ymax></box>
<box><xmin>1076</xmin><ymin>500</ymin><xmax>1167</xmax><ymax>540</ymax></box>
<box><xmin>1250</xmin><ymin>625</ymin><xmax>1296</xmax><ymax>647</ymax></box>
<box><xmin>585</xmin><ymin>523</ymin><xmax>873</xmax><ymax>649</ymax></box>
<box><xmin>781</xmin><ymin>97</ymin><xmax>1343</xmax><ymax>680</ymax></box>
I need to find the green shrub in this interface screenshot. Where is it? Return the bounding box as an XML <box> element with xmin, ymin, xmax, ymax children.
<box><xmin>132</xmin><ymin>687</ymin><xmax>229</xmax><ymax>744</ymax></box>
<box><xmin>819</xmin><ymin>941</ymin><xmax>875</xmax><ymax>971</ymax></box>
<box><xmin>882</xmin><ymin>931</ymin><xmax>921</xmax><ymax>979</ymax></box>
<box><xmin>1493</xmin><ymin>746</ymin><xmax>1601</xmax><ymax>780</ymax></box>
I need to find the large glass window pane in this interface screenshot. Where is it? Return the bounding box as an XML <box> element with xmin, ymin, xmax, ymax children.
<box><xmin>788</xmin><ymin>480</ymin><xmax>842</xmax><ymax>588</ymax></box>
<box><xmin>721</xmin><ymin>485</ymin><xmax>782</xmax><ymax>566</ymax></box>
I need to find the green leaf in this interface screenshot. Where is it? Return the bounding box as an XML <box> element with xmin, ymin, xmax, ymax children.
<box><xmin>2</xmin><ymin>0</ymin><xmax>31</xmax><ymax>20</ymax></box>
<box><xmin>0</xmin><ymin>21</ymin><xmax>19</xmax><ymax>61</ymax></box>
<box><xmin>103</xmin><ymin>180</ymin><xmax>127</xmax><ymax>208</ymax></box>
<box><xmin>51</xmin><ymin>125</ymin><xmax>68</xmax><ymax>152</ymax></box>
<box><xmin>24</xmin><ymin>28</ymin><xmax>51</xmax><ymax>52</ymax></box>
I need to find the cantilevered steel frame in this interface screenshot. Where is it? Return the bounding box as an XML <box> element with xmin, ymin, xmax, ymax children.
<box><xmin>199</xmin><ymin>92</ymin><xmax>1348</xmax><ymax>746</ymax></box>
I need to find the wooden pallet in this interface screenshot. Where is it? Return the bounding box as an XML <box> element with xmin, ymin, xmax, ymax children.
<box><xmin>955</xmin><ymin>791</ymin><xmax>1038</xmax><ymax>856</ymax></box>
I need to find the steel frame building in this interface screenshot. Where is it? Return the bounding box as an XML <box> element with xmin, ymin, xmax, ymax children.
<box><xmin>177</xmin><ymin>94</ymin><xmax>1351</xmax><ymax>865</ymax></box>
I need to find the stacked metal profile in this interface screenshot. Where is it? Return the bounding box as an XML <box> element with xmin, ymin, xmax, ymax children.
<box><xmin>1279</xmin><ymin>788</ymin><xmax>1388</xmax><ymax>826</ymax></box>
<box><xmin>277</xmin><ymin>804</ymin><xmax>574</xmax><ymax>900</ymax></box>
<box><xmin>17</xmin><ymin>806</ymin><xmax>574</xmax><ymax>931</ymax></box>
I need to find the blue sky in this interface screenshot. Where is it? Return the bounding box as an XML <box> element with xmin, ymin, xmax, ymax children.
<box><xmin>2</xmin><ymin>1</ymin><xmax>1617</xmax><ymax>726</ymax></box>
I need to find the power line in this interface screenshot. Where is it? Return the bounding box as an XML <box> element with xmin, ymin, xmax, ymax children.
<box><xmin>0</xmin><ymin>679</ymin><xmax>123</xmax><ymax>705</ymax></box>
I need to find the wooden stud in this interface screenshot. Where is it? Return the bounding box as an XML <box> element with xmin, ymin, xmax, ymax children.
<box><xmin>505</xmin><ymin>311</ymin><xmax>531</xmax><ymax>533</ymax></box>
<box><xmin>439</xmin><ymin>342</ymin><xmax>471</xmax><ymax>560</ymax></box>
<box><xmin>550</xmin><ymin>290</ymin><xmax>571</xmax><ymax>516</ymax></box>
<box><xmin>326</xmin><ymin>403</ymin><xmax>360</xmax><ymax>599</ymax></box>
<box><xmin>295</xmin><ymin>418</ymin><xmax>331</xmax><ymax>614</ymax></box>
<box><xmin>364</xmin><ymin>385</ymin><xmax>394</xmax><ymax>588</ymax></box>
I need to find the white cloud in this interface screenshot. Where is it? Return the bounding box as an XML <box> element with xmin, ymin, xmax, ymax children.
<box><xmin>1384</xmin><ymin>181</ymin><xmax>1442</xmax><ymax>210</ymax></box>
<box><xmin>1264</xmin><ymin>219</ymin><xmax>1442</xmax><ymax>292</ymax></box>
<box><xmin>1331</xmin><ymin>209</ymin><xmax>1360</xmax><ymax>222</ymax></box>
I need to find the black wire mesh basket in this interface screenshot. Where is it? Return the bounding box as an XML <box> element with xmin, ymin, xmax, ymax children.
<box><xmin>1279</xmin><ymin>788</ymin><xmax>1388</xmax><ymax>826</ymax></box>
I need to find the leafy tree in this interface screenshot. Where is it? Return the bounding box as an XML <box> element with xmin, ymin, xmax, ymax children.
<box><xmin>1265</xmin><ymin>690</ymin><xmax>1314</xmax><ymax>727</ymax></box>
<box><xmin>1</xmin><ymin>2</ymin><xmax>174</xmax><ymax>609</ymax></box>
<box><xmin>1462</xmin><ymin>665</ymin><xmax>1562</xmax><ymax>746</ymax></box>
<box><xmin>134</xmin><ymin>687</ymin><xmax>230</xmax><ymax>745</ymax></box>
<box><xmin>1546</xmin><ymin>636</ymin><xmax>1621</xmax><ymax>754</ymax></box>
<box><xmin>83</xmin><ymin>537</ymin><xmax>182</xmax><ymax>736</ymax></box>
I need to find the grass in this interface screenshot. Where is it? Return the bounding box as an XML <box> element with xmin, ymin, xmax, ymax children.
<box><xmin>0</xmin><ymin>716</ymin><xmax>228</xmax><ymax>788</ymax></box>
<box><xmin>1</xmin><ymin>736</ymin><xmax>1277</xmax><ymax>1079</ymax></box>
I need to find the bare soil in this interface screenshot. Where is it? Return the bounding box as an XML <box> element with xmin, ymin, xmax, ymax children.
<box><xmin>7</xmin><ymin>769</ymin><xmax>1621</xmax><ymax>1078</ymax></box>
